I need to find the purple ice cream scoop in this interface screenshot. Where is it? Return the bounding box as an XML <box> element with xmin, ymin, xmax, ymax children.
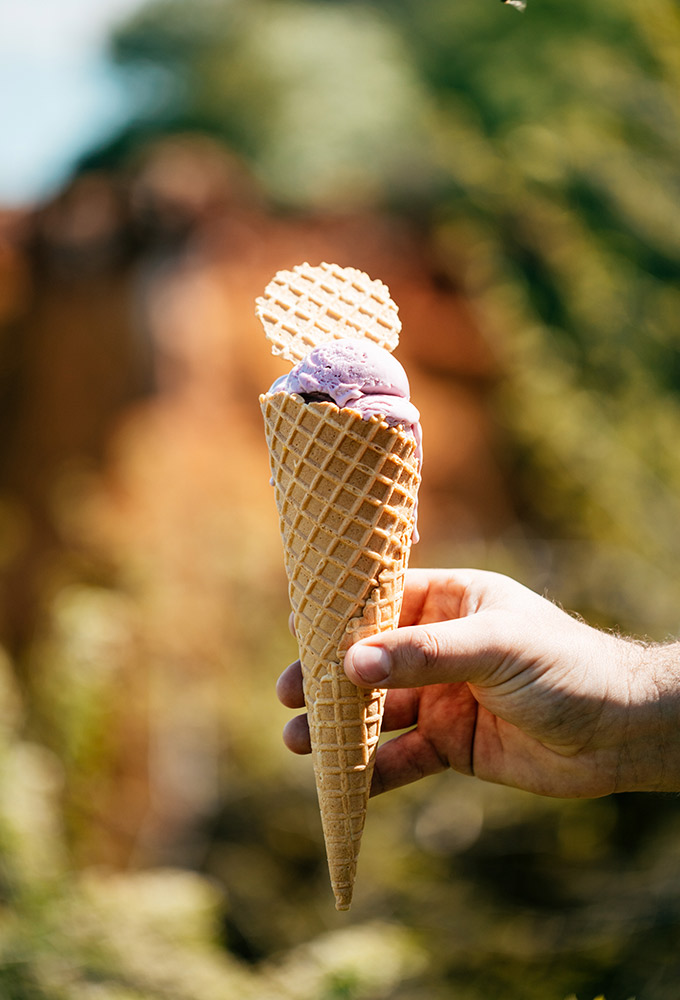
<box><xmin>269</xmin><ymin>339</ymin><xmax>423</xmax><ymax>539</ymax></box>
<box><xmin>270</xmin><ymin>339</ymin><xmax>422</xmax><ymax>455</ymax></box>
<box><xmin>274</xmin><ymin>339</ymin><xmax>410</xmax><ymax>404</ymax></box>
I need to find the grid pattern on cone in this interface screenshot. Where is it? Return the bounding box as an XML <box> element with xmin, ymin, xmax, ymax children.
<box><xmin>262</xmin><ymin>394</ymin><xmax>418</xmax><ymax>654</ymax></box>
<box><xmin>261</xmin><ymin>391</ymin><xmax>420</xmax><ymax>908</ymax></box>
<box><xmin>255</xmin><ymin>262</ymin><xmax>401</xmax><ymax>364</ymax></box>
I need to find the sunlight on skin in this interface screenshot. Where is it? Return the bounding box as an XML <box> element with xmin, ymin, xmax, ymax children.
<box><xmin>278</xmin><ymin>568</ymin><xmax>680</xmax><ymax>799</ymax></box>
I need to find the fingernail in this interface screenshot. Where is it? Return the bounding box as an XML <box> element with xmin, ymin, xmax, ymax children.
<box><xmin>349</xmin><ymin>645</ymin><xmax>391</xmax><ymax>684</ymax></box>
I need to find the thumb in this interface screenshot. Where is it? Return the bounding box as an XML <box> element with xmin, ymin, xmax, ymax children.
<box><xmin>344</xmin><ymin>614</ymin><xmax>507</xmax><ymax>689</ymax></box>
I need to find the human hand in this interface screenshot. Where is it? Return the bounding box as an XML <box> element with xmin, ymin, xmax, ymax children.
<box><xmin>277</xmin><ymin>568</ymin><xmax>680</xmax><ymax>798</ymax></box>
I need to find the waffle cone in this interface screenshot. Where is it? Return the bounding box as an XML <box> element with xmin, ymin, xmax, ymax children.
<box><xmin>261</xmin><ymin>391</ymin><xmax>420</xmax><ymax>909</ymax></box>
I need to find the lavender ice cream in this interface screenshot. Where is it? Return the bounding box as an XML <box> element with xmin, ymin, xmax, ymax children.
<box><xmin>269</xmin><ymin>338</ymin><xmax>422</xmax><ymax>466</ymax></box>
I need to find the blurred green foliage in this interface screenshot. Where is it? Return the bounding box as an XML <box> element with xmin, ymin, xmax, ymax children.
<box><xmin>0</xmin><ymin>637</ymin><xmax>426</xmax><ymax>1000</ymax></box>
<box><xmin>6</xmin><ymin>0</ymin><xmax>680</xmax><ymax>997</ymax></box>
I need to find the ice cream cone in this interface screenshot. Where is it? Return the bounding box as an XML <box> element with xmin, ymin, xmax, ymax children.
<box><xmin>260</xmin><ymin>390</ymin><xmax>420</xmax><ymax>909</ymax></box>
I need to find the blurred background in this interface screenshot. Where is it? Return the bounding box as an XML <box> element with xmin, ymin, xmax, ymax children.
<box><xmin>1</xmin><ymin>0</ymin><xmax>680</xmax><ymax>996</ymax></box>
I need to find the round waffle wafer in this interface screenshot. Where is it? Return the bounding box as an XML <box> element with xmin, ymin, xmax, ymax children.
<box><xmin>255</xmin><ymin>261</ymin><xmax>401</xmax><ymax>364</ymax></box>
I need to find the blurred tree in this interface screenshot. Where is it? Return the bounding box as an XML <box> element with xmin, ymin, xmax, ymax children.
<box><xmin>100</xmin><ymin>0</ymin><xmax>440</xmax><ymax>210</ymax></box>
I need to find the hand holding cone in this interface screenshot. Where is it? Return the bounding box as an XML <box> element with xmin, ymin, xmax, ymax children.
<box><xmin>257</xmin><ymin>263</ymin><xmax>421</xmax><ymax>909</ymax></box>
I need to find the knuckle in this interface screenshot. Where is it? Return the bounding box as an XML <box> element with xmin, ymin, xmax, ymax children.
<box><xmin>406</xmin><ymin>628</ymin><xmax>440</xmax><ymax>673</ymax></box>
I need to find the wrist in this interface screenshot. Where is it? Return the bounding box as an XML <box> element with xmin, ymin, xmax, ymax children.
<box><xmin>618</xmin><ymin>640</ymin><xmax>680</xmax><ymax>793</ymax></box>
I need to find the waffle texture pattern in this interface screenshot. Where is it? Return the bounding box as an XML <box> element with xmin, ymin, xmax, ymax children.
<box><xmin>255</xmin><ymin>261</ymin><xmax>401</xmax><ymax>364</ymax></box>
<box><xmin>261</xmin><ymin>391</ymin><xmax>420</xmax><ymax>908</ymax></box>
